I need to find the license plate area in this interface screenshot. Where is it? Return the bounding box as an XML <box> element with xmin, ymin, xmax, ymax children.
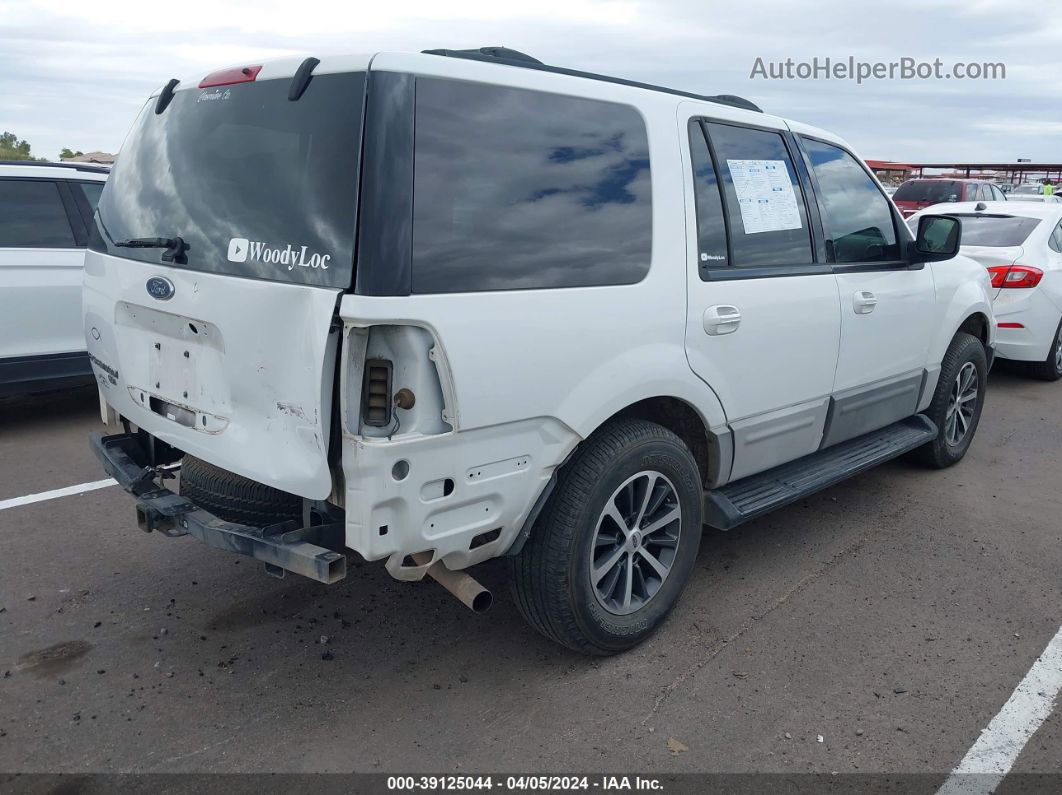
<box><xmin>127</xmin><ymin>385</ymin><xmax>229</xmax><ymax>433</ymax></box>
<box><xmin>115</xmin><ymin>301</ymin><xmax>232</xmax><ymax>424</ymax></box>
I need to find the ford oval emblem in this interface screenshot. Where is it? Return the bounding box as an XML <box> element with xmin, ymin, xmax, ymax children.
<box><xmin>146</xmin><ymin>276</ymin><xmax>175</xmax><ymax>301</ymax></box>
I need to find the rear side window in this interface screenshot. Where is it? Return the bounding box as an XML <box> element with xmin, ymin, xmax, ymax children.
<box><xmin>802</xmin><ymin>138</ymin><xmax>900</xmax><ymax>262</ymax></box>
<box><xmin>688</xmin><ymin>121</ymin><xmax>728</xmax><ymax>272</ymax></box>
<box><xmin>952</xmin><ymin>215</ymin><xmax>1042</xmax><ymax>247</ymax></box>
<box><xmin>76</xmin><ymin>181</ymin><xmax>104</xmax><ymax>211</ymax></box>
<box><xmin>0</xmin><ymin>180</ymin><xmax>76</xmax><ymax>248</ymax></box>
<box><xmin>893</xmin><ymin>180</ymin><xmax>962</xmax><ymax>203</ymax></box>
<box><xmin>705</xmin><ymin>122</ymin><xmax>813</xmax><ymax>268</ymax></box>
<box><xmin>411</xmin><ymin>78</ymin><xmax>651</xmax><ymax>293</ymax></box>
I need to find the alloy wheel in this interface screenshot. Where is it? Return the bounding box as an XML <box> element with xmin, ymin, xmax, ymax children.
<box><xmin>589</xmin><ymin>471</ymin><xmax>682</xmax><ymax>616</ymax></box>
<box><xmin>944</xmin><ymin>361</ymin><xmax>978</xmax><ymax>446</ymax></box>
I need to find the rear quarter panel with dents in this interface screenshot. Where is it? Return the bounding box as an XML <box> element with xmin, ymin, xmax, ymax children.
<box><xmin>335</xmin><ymin>285</ymin><xmax>725</xmax><ymax>574</ymax></box>
<box><xmin>919</xmin><ymin>254</ymin><xmax>996</xmax><ymax>409</ymax></box>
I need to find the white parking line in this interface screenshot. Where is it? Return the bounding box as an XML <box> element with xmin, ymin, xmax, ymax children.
<box><xmin>0</xmin><ymin>478</ymin><xmax>117</xmax><ymax>511</ymax></box>
<box><xmin>937</xmin><ymin>625</ymin><xmax>1062</xmax><ymax>795</ymax></box>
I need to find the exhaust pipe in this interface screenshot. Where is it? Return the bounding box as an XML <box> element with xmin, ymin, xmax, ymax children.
<box><xmin>412</xmin><ymin>553</ymin><xmax>493</xmax><ymax>613</ymax></box>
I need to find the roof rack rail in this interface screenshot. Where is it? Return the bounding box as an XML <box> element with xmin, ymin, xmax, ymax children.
<box><xmin>0</xmin><ymin>160</ymin><xmax>111</xmax><ymax>174</ymax></box>
<box><xmin>422</xmin><ymin>47</ymin><xmax>763</xmax><ymax>113</ymax></box>
<box><xmin>423</xmin><ymin>46</ymin><xmax>542</xmax><ymax>65</ymax></box>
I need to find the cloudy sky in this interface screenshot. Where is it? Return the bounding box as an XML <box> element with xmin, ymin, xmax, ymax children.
<box><xmin>1</xmin><ymin>0</ymin><xmax>1058</xmax><ymax>164</ymax></box>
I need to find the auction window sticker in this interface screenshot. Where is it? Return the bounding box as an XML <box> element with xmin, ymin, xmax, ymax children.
<box><xmin>727</xmin><ymin>159</ymin><xmax>803</xmax><ymax>234</ymax></box>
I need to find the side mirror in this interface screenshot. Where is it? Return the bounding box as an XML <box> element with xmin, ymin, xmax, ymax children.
<box><xmin>911</xmin><ymin>214</ymin><xmax>961</xmax><ymax>262</ymax></box>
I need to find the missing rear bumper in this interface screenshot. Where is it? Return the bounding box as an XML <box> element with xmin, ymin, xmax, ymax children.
<box><xmin>89</xmin><ymin>431</ymin><xmax>347</xmax><ymax>584</ymax></box>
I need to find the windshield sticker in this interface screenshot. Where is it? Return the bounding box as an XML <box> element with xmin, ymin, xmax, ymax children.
<box><xmin>228</xmin><ymin>237</ymin><xmax>332</xmax><ymax>271</ymax></box>
<box><xmin>727</xmin><ymin>159</ymin><xmax>802</xmax><ymax>234</ymax></box>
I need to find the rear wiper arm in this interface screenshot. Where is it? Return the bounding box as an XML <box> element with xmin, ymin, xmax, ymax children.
<box><xmin>114</xmin><ymin>236</ymin><xmax>188</xmax><ymax>263</ymax></box>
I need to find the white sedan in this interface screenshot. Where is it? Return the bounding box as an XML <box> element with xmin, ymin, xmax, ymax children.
<box><xmin>909</xmin><ymin>201</ymin><xmax>1062</xmax><ymax>380</ymax></box>
<box><xmin>1001</xmin><ymin>193</ymin><xmax>1062</xmax><ymax>204</ymax></box>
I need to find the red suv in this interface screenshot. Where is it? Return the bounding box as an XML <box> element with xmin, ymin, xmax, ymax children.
<box><xmin>892</xmin><ymin>178</ymin><xmax>1007</xmax><ymax>218</ymax></box>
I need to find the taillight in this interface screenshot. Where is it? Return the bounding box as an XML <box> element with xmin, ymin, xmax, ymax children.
<box><xmin>998</xmin><ymin>322</ymin><xmax>1025</xmax><ymax>329</ymax></box>
<box><xmin>199</xmin><ymin>65</ymin><xmax>262</xmax><ymax>88</ymax></box>
<box><xmin>987</xmin><ymin>265</ymin><xmax>1043</xmax><ymax>289</ymax></box>
<box><xmin>361</xmin><ymin>359</ymin><xmax>393</xmax><ymax>427</ymax></box>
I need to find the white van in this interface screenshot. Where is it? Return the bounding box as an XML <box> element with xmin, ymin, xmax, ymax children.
<box><xmin>87</xmin><ymin>48</ymin><xmax>994</xmax><ymax>654</ymax></box>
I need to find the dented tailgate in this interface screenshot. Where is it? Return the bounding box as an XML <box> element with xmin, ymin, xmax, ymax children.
<box><xmin>81</xmin><ymin>65</ymin><xmax>368</xmax><ymax>499</ymax></box>
<box><xmin>84</xmin><ymin>250</ymin><xmax>341</xmax><ymax>500</ymax></box>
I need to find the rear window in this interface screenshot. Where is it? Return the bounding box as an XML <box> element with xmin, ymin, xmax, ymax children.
<box><xmin>893</xmin><ymin>181</ymin><xmax>962</xmax><ymax>203</ymax></box>
<box><xmin>410</xmin><ymin>78</ymin><xmax>651</xmax><ymax>293</ymax></box>
<box><xmin>951</xmin><ymin>215</ymin><xmax>1042</xmax><ymax>247</ymax></box>
<box><xmin>93</xmin><ymin>73</ymin><xmax>365</xmax><ymax>287</ymax></box>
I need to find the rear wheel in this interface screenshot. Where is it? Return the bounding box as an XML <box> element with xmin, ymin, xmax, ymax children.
<box><xmin>1028</xmin><ymin>317</ymin><xmax>1062</xmax><ymax>382</ymax></box>
<box><xmin>179</xmin><ymin>455</ymin><xmax>302</xmax><ymax>527</ymax></box>
<box><xmin>509</xmin><ymin>419</ymin><xmax>702</xmax><ymax>655</ymax></box>
<box><xmin>913</xmin><ymin>332</ymin><xmax>987</xmax><ymax>468</ymax></box>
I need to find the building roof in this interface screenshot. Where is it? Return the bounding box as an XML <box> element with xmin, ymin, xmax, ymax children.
<box><xmin>60</xmin><ymin>151</ymin><xmax>116</xmax><ymax>164</ymax></box>
<box><xmin>905</xmin><ymin>162</ymin><xmax>1062</xmax><ymax>171</ymax></box>
<box><xmin>903</xmin><ymin>176</ymin><xmax>994</xmax><ymax>183</ymax></box>
<box><xmin>865</xmin><ymin>160</ymin><xmax>914</xmax><ymax>171</ymax></box>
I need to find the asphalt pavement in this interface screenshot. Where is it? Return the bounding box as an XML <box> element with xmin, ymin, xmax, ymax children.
<box><xmin>0</xmin><ymin>370</ymin><xmax>1058</xmax><ymax>784</ymax></box>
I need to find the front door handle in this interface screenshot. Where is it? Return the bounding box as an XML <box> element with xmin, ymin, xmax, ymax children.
<box><xmin>853</xmin><ymin>291</ymin><xmax>878</xmax><ymax>314</ymax></box>
<box><xmin>703</xmin><ymin>305</ymin><xmax>741</xmax><ymax>336</ymax></box>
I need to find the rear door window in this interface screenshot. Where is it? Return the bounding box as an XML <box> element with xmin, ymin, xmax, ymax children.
<box><xmin>410</xmin><ymin>78</ymin><xmax>652</xmax><ymax>293</ymax></box>
<box><xmin>0</xmin><ymin>180</ymin><xmax>76</xmax><ymax>248</ymax></box>
<box><xmin>801</xmin><ymin>138</ymin><xmax>900</xmax><ymax>263</ymax></box>
<box><xmin>93</xmin><ymin>73</ymin><xmax>365</xmax><ymax>287</ymax></box>
<box><xmin>704</xmin><ymin>122</ymin><xmax>813</xmax><ymax>268</ymax></box>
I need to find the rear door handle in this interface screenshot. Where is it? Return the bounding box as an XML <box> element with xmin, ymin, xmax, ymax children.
<box><xmin>703</xmin><ymin>305</ymin><xmax>741</xmax><ymax>336</ymax></box>
<box><xmin>853</xmin><ymin>291</ymin><xmax>878</xmax><ymax>314</ymax></box>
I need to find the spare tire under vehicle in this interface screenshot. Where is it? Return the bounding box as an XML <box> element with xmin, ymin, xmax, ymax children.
<box><xmin>178</xmin><ymin>455</ymin><xmax>302</xmax><ymax>527</ymax></box>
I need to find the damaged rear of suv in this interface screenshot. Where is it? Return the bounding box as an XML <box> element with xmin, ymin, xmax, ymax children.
<box><xmin>88</xmin><ymin>48</ymin><xmax>992</xmax><ymax>654</ymax></box>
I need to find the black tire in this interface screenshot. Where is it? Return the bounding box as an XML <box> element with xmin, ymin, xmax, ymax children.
<box><xmin>913</xmin><ymin>332</ymin><xmax>987</xmax><ymax>469</ymax></box>
<box><xmin>1027</xmin><ymin>317</ymin><xmax>1062</xmax><ymax>382</ymax></box>
<box><xmin>509</xmin><ymin>418</ymin><xmax>702</xmax><ymax>655</ymax></box>
<box><xmin>179</xmin><ymin>455</ymin><xmax>302</xmax><ymax>527</ymax></box>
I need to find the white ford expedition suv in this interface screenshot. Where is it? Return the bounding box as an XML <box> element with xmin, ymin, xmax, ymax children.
<box><xmin>87</xmin><ymin>48</ymin><xmax>994</xmax><ymax>654</ymax></box>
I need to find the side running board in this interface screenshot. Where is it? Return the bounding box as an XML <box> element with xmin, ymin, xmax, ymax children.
<box><xmin>704</xmin><ymin>415</ymin><xmax>937</xmax><ymax>530</ymax></box>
